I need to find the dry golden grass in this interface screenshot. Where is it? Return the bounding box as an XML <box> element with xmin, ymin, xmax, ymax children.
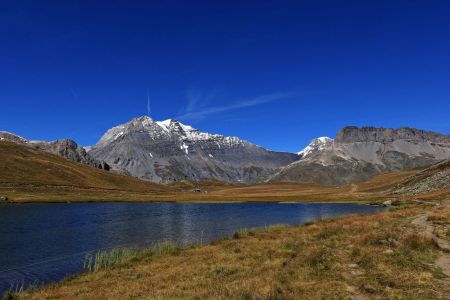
<box><xmin>17</xmin><ymin>206</ymin><xmax>449</xmax><ymax>300</ymax></box>
<box><xmin>0</xmin><ymin>141</ymin><xmax>174</xmax><ymax>199</ymax></box>
<box><xmin>429</xmin><ymin>207</ymin><xmax>450</xmax><ymax>225</ymax></box>
<box><xmin>428</xmin><ymin>205</ymin><xmax>450</xmax><ymax>241</ymax></box>
<box><xmin>414</xmin><ymin>188</ymin><xmax>450</xmax><ymax>201</ymax></box>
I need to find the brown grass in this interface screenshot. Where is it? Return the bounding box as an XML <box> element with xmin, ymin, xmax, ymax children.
<box><xmin>0</xmin><ymin>141</ymin><xmax>175</xmax><ymax>198</ymax></box>
<box><xmin>428</xmin><ymin>207</ymin><xmax>450</xmax><ymax>225</ymax></box>
<box><xmin>17</xmin><ymin>206</ymin><xmax>449</xmax><ymax>300</ymax></box>
<box><xmin>428</xmin><ymin>205</ymin><xmax>450</xmax><ymax>240</ymax></box>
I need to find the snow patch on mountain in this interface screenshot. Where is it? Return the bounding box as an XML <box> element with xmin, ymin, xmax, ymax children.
<box><xmin>298</xmin><ymin>137</ymin><xmax>333</xmax><ymax>159</ymax></box>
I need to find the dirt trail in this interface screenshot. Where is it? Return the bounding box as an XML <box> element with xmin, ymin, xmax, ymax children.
<box><xmin>411</xmin><ymin>211</ymin><xmax>450</xmax><ymax>277</ymax></box>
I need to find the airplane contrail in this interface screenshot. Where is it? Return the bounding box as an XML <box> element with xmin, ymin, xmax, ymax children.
<box><xmin>147</xmin><ymin>91</ymin><xmax>151</xmax><ymax>116</ymax></box>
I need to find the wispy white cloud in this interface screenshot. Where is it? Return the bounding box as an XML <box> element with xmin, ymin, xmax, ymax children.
<box><xmin>185</xmin><ymin>89</ymin><xmax>202</xmax><ymax>114</ymax></box>
<box><xmin>178</xmin><ymin>92</ymin><xmax>298</xmax><ymax>121</ymax></box>
<box><xmin>183</xmin><ymin>88</ymin><xmax>224</xmax><ymax>115</ymax></box>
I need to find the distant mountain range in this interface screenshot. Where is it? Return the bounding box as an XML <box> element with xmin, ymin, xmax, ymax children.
<box><xmin>3</xmin><ymin>118</ymin><xmax>450</xmax><ymax>186</ymax></box>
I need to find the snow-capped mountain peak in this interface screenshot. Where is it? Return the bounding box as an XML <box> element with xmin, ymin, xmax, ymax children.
<box><xmin>298</xmin><ymin>137</ymin><xmax>333</xmax><ymax>159</ymax></box>
<box><xmin>89</xmin><ymin>115</ymin><xmax>299</xmax><ymax>183</ymax></box>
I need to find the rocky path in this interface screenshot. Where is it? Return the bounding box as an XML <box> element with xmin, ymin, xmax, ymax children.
<box><xmin>411</xmin><ymin>204</ymin><xmax>450</xmax><ymax>299</ymax></box>
<box><xmin>412</xmin><ymin>213</ymin><xmax>450</xmax><ymax>273</ymax></box>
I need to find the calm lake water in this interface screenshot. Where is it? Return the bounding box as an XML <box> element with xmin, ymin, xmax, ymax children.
<box><xmin>0</xmin><ymin>202</ymin><xmax>383</xmax><ymax>294</ymax></box>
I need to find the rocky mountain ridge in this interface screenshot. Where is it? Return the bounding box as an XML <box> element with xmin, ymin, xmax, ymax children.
<box><xmin>4</xmin><ymin>124</ymin><xmax>449</xmax><ymax>186</ymax></box>
<box><xmin>88</xmin><ymin>116</ymin><xmax>299</xmax><ymax>183</ymax></box>
<box><xmin>269</xmin><ymin>126</ymin><xmax>450</xmax><ymax>185</ymax></box>
<box><xmin>336</xmin><ymin>126</ymin><xmax>450</xmax><ymax>144</ymax></box>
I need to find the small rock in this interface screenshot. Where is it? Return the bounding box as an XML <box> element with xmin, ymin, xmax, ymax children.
<box><xmin>382</xmin><ymin>200</ymin><xmax>392</xmax><ymax>207</ymax></box>
<box><xmin>348</xmin><ymin>263</ymin><xmax>358</xmax><ymax>268</ymax></box>
<box><xmin>345</xmin><ymin>285</ymin><xmax>356</xmax><ymax>293</ymax></box>
<box><xmin>363</xmin><ymin>284</ymin><xmax>376</xmax><ymax>294</ymax></box>
<box><xmin>0</xmin><ymin>196</ymin><xmax>8</xmax><ymax>201</ymax></box>
<box><xmin>383</xmin><ymin>249</ymin><xmax>394</xmax><ymax>254</ymax></box>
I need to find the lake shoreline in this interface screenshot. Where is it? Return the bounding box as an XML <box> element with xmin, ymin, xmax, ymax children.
<box><xmin>12</xmin><ymin>201</ymin><xmax>449</xmax><ymax>299</ymax></box>
<box><xmin>0</xmin><ymin>202</ymin><xmax>385</xmax><ymax>296</ymax></box>
<box><xmin>1</xmin><ymin>199</ymin><xmax>377</xmax><ymax>204</ymax></box>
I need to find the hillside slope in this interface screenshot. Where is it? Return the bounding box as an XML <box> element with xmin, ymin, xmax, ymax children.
<box><xmin>0</xmin><ymin>131</ymin><xmax>108</xmax><ymax>170</ymax></box>
<box><xmin>0</xmin><ymin>141</ymin><xmax>171</xmax><ymax>200</ymax></box>
<box><xmin>391</xmin><ymin>158</ymin><xmax>450</xmax><ymax>196</ymax></box>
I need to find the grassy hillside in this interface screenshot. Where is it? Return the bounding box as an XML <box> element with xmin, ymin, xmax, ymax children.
<box><xmin>180</xmin><ymin>170</ymin><xmax>419</xmax><ymax>203</ymax></box>
<box><xmin>0</xmin><ymin>141</ymin><xmax>173</xmax><ymax>200</ymax></box>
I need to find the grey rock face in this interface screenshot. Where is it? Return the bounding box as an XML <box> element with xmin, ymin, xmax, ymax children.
<box><xmin>0</xmin><ymin>131</ymin><xmax>28</xmax><ymax>144</ymax></box>
<box><xmin>336</xmin><ymin>126</ymin><xmax>450</xmax><ymax>144</ymax></box>
<box><xmin>30</xmin><ymin>139</ymin><xmax>110</xmax><ymax>170</ymax></box>
<box><xmin>0</xmin><ymin>131</ymin><xmax>109</xmax><ymax>170</ymax></box>
<box><xmin>88</xmin><ymin>116</ymin><xmax>299</xmax><ymax>183</ymax></box>
<box><xmin>269</xmin><ymin>126</ymin><xmax>450</xmax><ymax>185</ymax></box>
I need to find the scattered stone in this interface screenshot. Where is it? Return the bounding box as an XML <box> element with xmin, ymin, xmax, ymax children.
<box><xmin>378</xmin><ymin>238</ymin><xmax>399</xmax><ymax>247</ymax></box>
<box><xmin>0</xmin><ymin>196</ymin><xmax>8</xmax><ymax>201</ymax></box>
<box><xmin>383</xmin><ymin>249</ymin><xmax>394</xmax><ymax>255</ymax></box>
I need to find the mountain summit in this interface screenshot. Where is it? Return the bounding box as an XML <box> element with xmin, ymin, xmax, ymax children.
<box><xmin>297</xmin><ymin>137</ymin><xmax>333</xmax><ymax>159</ymax></box>
<box><xmin>88</xmin><ymin>116</ymin><xmax>299</xmax><ymax>183</ymax></box>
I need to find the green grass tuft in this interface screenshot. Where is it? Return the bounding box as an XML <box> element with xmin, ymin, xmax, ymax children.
<box><xmin>232</xmin><ymin>224</ymin><xmax>287</xmax><ymax>239</ymax></box>
<box><xmin>84</xmin><ymin>242</ymin><xmax>179</xmax><ymax>272</ymax></box>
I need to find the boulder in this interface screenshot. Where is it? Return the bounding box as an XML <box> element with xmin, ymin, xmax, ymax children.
<box><xmin>0</xmin><ymin>196</ymin><xmax>8</xmax><ymax>201</ymax></box>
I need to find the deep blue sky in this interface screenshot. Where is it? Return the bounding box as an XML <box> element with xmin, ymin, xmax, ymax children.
<box><xmin>1</xmin><ymin>1</ymin><xmax>450</xmax><ymax>152</ymax></box>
